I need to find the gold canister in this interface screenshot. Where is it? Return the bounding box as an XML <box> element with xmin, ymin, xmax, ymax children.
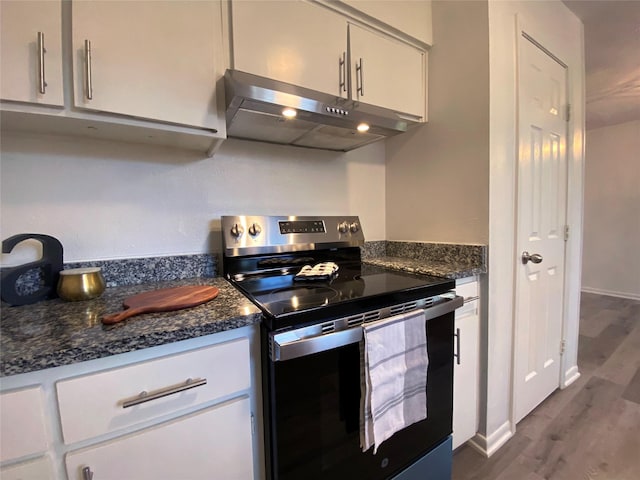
<box><xmin>57</xmin><ymin>267</ymin><xmax>106</xmax><ymax>301</ymax></box>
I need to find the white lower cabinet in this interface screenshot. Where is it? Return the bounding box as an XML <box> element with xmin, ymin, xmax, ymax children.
<box><xmin>0</xmin><ymin>386</ymin><xmax>49</xmax><ymax>463</ymax></box>
<box><xmin>0</xmin><ymin>327</ymin><xmax>260</xmax><ymax>480</ymax></box>
<box><xmin>0</xmin><ymin>456</ymin><xmax>55</xmax><ymax>480</ymax></box>
<box><xmin>56</xmin><ymin>339</ymin><xmax>250</xmax><ymax>444</ymax></box>
<box><xmin>452</xmin><ymin>278</ymin><xmax>480</xmax><ymax>450</ymax></box>
<box><xmin>65</xmin><ymin>397</ymin><xmax>253</xmax><ymax>480</ymax></box>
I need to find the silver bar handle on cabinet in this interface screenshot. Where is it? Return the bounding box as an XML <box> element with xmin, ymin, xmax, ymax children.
<box><xmin>82</xmin><ymin>466</ymin><xmax>93</xmax><ymax>480</ymax></box>
<box><xmin>339</xmin><ymin>52</ymin><xmax>347</xmax><ymax>93</ymax></box>
<box><xmin>84</xmin><ymin>39</ymin><xmax>93</xmax><ymax>100</ymax></box>
<box><xmin>271</xmin><ymin>295</ymin><xmax>464</xmax><ymax>362</ymax></box>
<box><xmin>121</xmin><ymin>378</ymin><xmax>207</xmax><ymax>408</ymax></box>
<box><xmin>355</xmin><ymin>58</ymin><xmax>364</xmax><ymax>96</ymax></box>
<box><xmin>37</xmin><ymin>32</ymin><xmax>46</xmax><ymax>94</ymax></box>
<box><xmin>454</xmin><ymin>328</ymin><xmax>461</xmax><ymax>365</ymax></box>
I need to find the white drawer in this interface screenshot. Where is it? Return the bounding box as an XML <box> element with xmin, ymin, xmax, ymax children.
<box><xmin>65</xmin><ymin>398</ymin><xmax>253</xmax><ymax>480</ymax></box>
<box><xmin>56</xmin><ymin>337</ymin><xmax>250</xmax><ymax>444</ymax></box>
<box><xmin>0</xmin><ymin>456</ymin><xmax>54</xmax><ymax>480</ymax></box>
<box><xmin>0</xmin><ymin>386</ymin><xmax>48</xmax><ymax>462</ymax></box>
<box><xmin>455</xmin><ymin>279</ymin><xmax>479</xmax><ymax>302</ymax></box>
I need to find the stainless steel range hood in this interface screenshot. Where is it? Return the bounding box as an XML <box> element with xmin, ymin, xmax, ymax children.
<box><xmin>224</xmin><ymin>70</ymin><xmax>420</xmax><ymax>152</ymax></box>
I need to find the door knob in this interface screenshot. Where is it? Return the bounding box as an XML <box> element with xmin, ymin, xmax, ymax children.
<box><xmin>521</xmin><ymin>251</ymin><xmax>543</xmax><ymax>264</ymax></box>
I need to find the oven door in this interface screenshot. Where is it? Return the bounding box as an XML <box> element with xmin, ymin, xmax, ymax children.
<box><xmin>262</xmin><ymin>297</ymin><xmax>461</xmax><ymax>480</ymax></box>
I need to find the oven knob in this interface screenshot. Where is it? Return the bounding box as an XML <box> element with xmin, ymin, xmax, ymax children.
<box><xmin>349</xmin><ymin>222</ymin><xmax>360</xmax><ymax>233</ymax></box>
<box><xmin>248</xmin><ymin>223</ymin><xmax>262</xmax><ymax>237</ymax></box>
<box><xmin>338</xmin><ymin>221</ymin><xmax>349</xmax><ymax>234</ymax></box>
<box><xmin>230</xmin><ymin>223</ymin><xmax>244</xmax><ymax>238</ymax></box>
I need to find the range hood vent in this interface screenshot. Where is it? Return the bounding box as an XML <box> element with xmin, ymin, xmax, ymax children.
<box><xmin>224</xmin><ymin>70</ymin><xmax>420</xmax><ymax>152</ymax></box>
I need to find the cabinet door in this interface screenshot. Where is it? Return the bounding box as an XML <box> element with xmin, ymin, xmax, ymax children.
<box><xmin>0</xmin><ymin>0</ymin><xmax>64</xmax><ymax>106</ymax></box>
<box><xmin>0</xmin><ymin>387</ymin><xmax>49</xmax><ymax>462</ymax></box>
<box><xmin>65</xmin><ymin>397</ymin><xmax>254</xmax><ymax>480</ymax></box>
<box><xmin>349</xmin><ymin>23</ymin><xmax>425</xmax><ymax>118</ymax></box>
<box><xmin>232</xmin><ymin>0</ymin><xmax>348</xmax><ymax>98</ymax></box>
<box><xmin>341</xmin><ymin>0</ymin><xmax>433</xmax><ymax>45</ymax></box>
<box><xmin>0</xmin><ymin>456</ymin><xmax>55</xmax><ymax>480</ymax></box>
<box><xmin>452</xmin><ymin>299</ymin><xmax>480</xmax><ymax>450</ymax></box>
<box><xmin>71</xmin><ymin>1</ymin><xmax>222</xmax><ymax>130</ymax></box>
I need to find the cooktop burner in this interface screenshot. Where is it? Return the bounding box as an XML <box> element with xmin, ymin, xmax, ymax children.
<box><xmin>267</xmin><ymin>285</ymin><xmax>340</xmax><ymax>309</ymax></box>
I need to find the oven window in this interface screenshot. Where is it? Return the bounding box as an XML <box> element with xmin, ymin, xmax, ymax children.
<box><xmin>263</xmin><ymin>312</ymin><xmax>454</xmax><ymax>480</ymax></box>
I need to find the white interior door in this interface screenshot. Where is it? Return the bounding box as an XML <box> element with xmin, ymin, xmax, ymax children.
<box><xmin>514</xmin><ymin>34</ymin><xmax>568</xmax><ymax>423</ymax></box>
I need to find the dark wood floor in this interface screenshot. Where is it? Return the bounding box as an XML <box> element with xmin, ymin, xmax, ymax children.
<box><xmin>452</xmin><ymin>292</ymin><xmax>640</xmax><ymax>480</ymax></box>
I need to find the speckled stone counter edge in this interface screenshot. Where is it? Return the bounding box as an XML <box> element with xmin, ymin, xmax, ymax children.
<box><xmin>361</xmin><ymin>241</ymin><xmax>487</xmax><ymax>279</ymax></box>
<box><xmin>1</xmin><ymin>278</ymin><xmax>260</xmax><ymax>377</ymax></box>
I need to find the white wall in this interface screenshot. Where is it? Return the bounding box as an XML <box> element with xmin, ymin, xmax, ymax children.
<box><xmin>385</xmin><ymin>0</ymin><xmax>490</xmax><ymax>244</ymax></box>
<box><xmin>0</xmin><ymin>132</ymin><xmax>386</xmax><ymax>264</ymax></box>
<box><xmin>582</xmin><ymin>120</ymin><xmax>640</xmax><ymax>299</ymax></box>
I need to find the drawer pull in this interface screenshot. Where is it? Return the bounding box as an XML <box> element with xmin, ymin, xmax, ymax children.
<box><xmin>84</xmin><ymin>39</ymin><xmax>93</xmax><ymax>100</ymax></box>
<box><xmin>82</xmin><ymin>466</ymin><xmax>93</xmax><ymax>480</ymax></box>
<box><xmin>122</xmin><ymin>378</ymin><xmax>207</xmax><ymax>408</ymax></box>
<box><xmin>37</xmin><ymin>32</ymin><xmax>47</xmax><ymax>94</ymax></box>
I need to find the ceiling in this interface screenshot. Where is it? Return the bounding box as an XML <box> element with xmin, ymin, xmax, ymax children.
<box><xmin>562</xmin><ymin>0</ymin><xmax>640</xmax><ymax>130</ymax></box>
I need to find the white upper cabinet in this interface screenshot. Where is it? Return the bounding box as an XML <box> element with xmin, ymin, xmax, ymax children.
<box><xmin>231</xmin><ymin>0</ymin><xmax>348</xmax><ymax>98</ymax></box>
<box><xmin>349</xmin><ymin>23</ymin><xmax>425</xmax><ymax>118</ymax></box>
<box><xmin>71</xmin><ymin>1</ymin><xmax>222</xmax><ymax>131</ymax></box>
<box><xmin>340</xmin><ymin>0</ymin><xmax>433</xmax><ymax>45</ymax></box>
<box><xmin>0</xmin><ymin>0</ymin><xmax>64</xmax><ymax>106</ymax></box>
<box><xmin>231</xmin><ymin>0</ymin><xmax>427</xmax><ymax>120</ymax></box>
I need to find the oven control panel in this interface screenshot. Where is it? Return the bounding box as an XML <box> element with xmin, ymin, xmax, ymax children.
<box><xmin>279</xmin><ymin>220</ymin><xmax>325</xmax><ymax>234</ymax></box>
<box><xmin>221</xmin><ymin>215</ymin><xmax>365</xmax><ymax>257</ymax></box>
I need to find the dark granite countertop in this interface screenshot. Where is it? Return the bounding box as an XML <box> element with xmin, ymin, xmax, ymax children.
<box><xmin>363</xmin><ymin>256</ymin><xmax>486</xmax><ymax>279</ymax></box>
<box><xmin>0</xmin><ymin>278</ymin><xmax>262</xmax><ymax>377</ymax></box>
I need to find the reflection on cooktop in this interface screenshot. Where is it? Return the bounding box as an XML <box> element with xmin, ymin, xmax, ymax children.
<box><xmin>237</xmin><ymin>270</ymin><xmax>446</xmax><ymax>317</ymax></box>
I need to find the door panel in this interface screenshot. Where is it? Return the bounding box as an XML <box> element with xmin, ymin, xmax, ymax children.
<box><xmin>515</xmin><ymin>35</ymin><xmax>568</xmax><ymax>423</ymax></box>
<box><xmin>0</xmin><ymin>0</ymin><xmax>64</xmax><ymax>106</ymax></box>
<box><xmin>231</xmin><ymin>0</ymin><xmax>347</xmax><ymax>98</ymax></box>
<box><xmin>348</xmin><ymin>23</ymin><xmax>425</xmax><ymax>119</ymax></box>
<box><xmin>72</xmin><ymin>1</ymin><xmax>220</xmax><ymax>129</ymax></box>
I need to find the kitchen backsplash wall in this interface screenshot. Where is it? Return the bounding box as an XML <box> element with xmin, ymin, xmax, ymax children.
<box><xmin>0</xmin><ymin>131</ymin><xmax>386</xmax><ymax>265</ymax></box>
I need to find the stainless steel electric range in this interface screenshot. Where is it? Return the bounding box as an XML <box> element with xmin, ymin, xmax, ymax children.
<box><xmin>222</xmin><ymin>215</ymin><xmax>462</xmax><ymax>480</ymax></box>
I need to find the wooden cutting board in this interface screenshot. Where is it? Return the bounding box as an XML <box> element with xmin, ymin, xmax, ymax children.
<box><xmin>102</xmin><ymin>285</ymin><xmax>220</xmax><ymax>325</ymax></box>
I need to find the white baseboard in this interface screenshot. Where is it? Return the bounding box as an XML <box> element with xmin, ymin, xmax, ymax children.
<box><xmin>466</xmin><ymin>420</ymin><xmax>514</xmax><ymax>458</ymax></box>
<box><xmin>562</xmin><ymin>366</ymin><xmax>581</xmax><ymax>388</ymax></box>
<box><xmin>581</xmin><ymin>286</ymin><xmax>640</xmax><ymax>301</ymax></box>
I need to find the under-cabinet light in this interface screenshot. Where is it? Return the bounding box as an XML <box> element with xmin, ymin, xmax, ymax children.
<box><xmin>282</xmin><ymin>108</ymin><xmax>297</xmax><ymax>118</ymax></box>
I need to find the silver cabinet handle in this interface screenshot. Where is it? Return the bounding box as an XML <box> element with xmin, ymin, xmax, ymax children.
<box><xmin>521</xmin><ymin>251</ymin><xmax>543</xmax><ymax>264</ymax></box>
<box><xmin>122</xmin><ymin>378</ymin><xmax>207</xmax><ymax>408</ymax></box>
<box><xmin>84</xmin><ymin>39</ymin><xmax>93</xmax><ymax>100</ymax></box>
<box><xmin>454</xmin><ymin>327</ymin><xmax>461</xmax><ymax>365</ymax></box>
<box><xmin>339</xmin><ymin>52</ymin><xmax>347</xmax><ymax>93</ymax></box>
<box><xmin>37</xmin><ymin>32</ymin><xmax>47</xmax><ymax>94</ymax></box>
<box><xmin>355</xmin><ymin>57</ymin><xmax>364</xmax><ymax>96</ymax></box>
<box><xmin>82</xmin><ymin>466</ymin><xmax>93</xmax><ymax>480</ymax></box>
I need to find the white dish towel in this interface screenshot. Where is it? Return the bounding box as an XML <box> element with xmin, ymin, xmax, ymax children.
<box><xmin>360</xmin><ymin>309</ymin><xmax>428</xmax><ymax>454</ymax></box>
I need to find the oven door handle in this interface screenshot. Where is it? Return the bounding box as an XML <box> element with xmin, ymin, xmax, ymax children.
<box><xmin>270</xmin><ymin>295</ymin><xmax>463</xmax><ymax>361</ymax></box>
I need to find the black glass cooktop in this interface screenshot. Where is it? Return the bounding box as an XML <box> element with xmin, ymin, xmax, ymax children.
<box><xmin>231</xmin><ymin>263</ymin><xmax>454</xmax><ymax>330</ymax></box>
